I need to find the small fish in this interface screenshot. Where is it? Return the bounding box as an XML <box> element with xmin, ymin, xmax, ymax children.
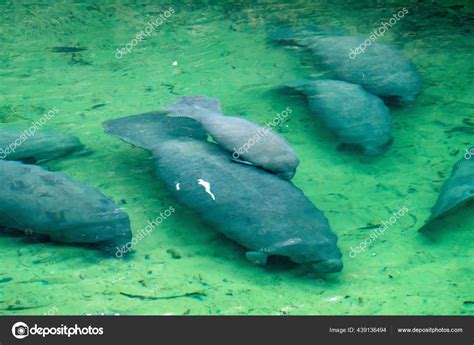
<box><xmin>357</xmin><ymin>224</ymin><xmax>382</xmax><ymax>230</ymax></box>
<box><xmin>91</xmin><ymin>103</ymin><xmax>106</xmax><ymax>110</ymax></box>
<box><xmin>445</xmin><ymin>126</ymin><xmax>474</xmax><ymax>134</ymax></box>
<box><xmin>0</xmin><ymin>305</ymin><xmax>44</xmax><ymax>311</ymax></box>
<box><xmin>119</xmin><ymin>291</ymin><xmax>206</xmax><ymax>301</ymax></box>
<box><xmin>161</xmin><ymin>83</ymin><xmax>178</xmax><ymax>95</ymax></box>
<box><xmin>50</xmin><ymin>47</ymin><xmax>88</xmax><ymax>53</ymax></box>
<box><xmin>463</xmin><ymin>118</ymin><xmax>474</xmax><ymax>126</ymax></box>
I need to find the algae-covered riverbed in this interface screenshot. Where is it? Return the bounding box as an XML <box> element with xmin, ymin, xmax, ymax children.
<box><xmin>0</xmin><ymin>0</ymin><xmax>472</xmax><ymax>315</ymax></box>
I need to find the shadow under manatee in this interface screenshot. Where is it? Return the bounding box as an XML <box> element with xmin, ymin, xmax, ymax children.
<box><xmin>0</xmin><ymin>227</ymin><xmax>128</xmax><ymax>261</ymax></box>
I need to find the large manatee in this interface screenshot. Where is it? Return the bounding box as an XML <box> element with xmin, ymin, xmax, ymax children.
<box><xmin>162</xmin><ymin>96</ymin><xmax>299</xmax><ymax>180</ymax></box>
<box><xmin>271</xmin><ymin>28</ymin><xmax>422</xmax><ymax>103</ymax></box>
<box><xmin>0</xmin><ymin>160</ymin><xmax>132</xmax><ymax>253</ymax></box>
<box><xmin>286</xmin><ymin>79</ymin><xmax>393</xmax><ymax>155</ymax></box>
<box><xmin>420</xmin><ymin>157</ymin><xmax>474</xmax><ymax>231</ymax></box>
<box><xmin>0</xmin><ymin>128</ymin><xmax>83</xmax><ymax>163</ymax></box>
<box><xmin>103</xmin><ymin>114</ymin><xmax>342</xmax><ymax>274</ymax></box>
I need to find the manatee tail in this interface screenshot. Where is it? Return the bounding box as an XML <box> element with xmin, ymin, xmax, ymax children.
<box><xmin>102</xmin><ymin>112</ymin><xmax>208</xmax><ymax>151</ymax></box>
<box><xmin>164</xmin><ymin>96</ymin><xmax>224</xmax><ymax>121</ymax></box>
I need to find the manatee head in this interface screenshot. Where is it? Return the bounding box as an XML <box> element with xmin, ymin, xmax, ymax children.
<box><xmin>277</xmin><ymin>169</ymin><xmax>296</xmax><ymax>180</ymax></box>
<box><xmin>362</xmin><ymin>137</ymin><xmax>394</xmax><ymax>156</ymax></box>
<box><xmin>270</xmin><ymin>152</ymin><xmax>300</xmax><ymax>180</ymax></box>
<box><xmin>306</xmin><ymin>258</ymin><xmax>343</xmax><ymax>274</ymax></box>
<box><xmin>396</xmin><ymin>69</ymin><xmax>423</xmax><ymax>104</ymax></box>
<box><xmin>30</xmin><ymin>133</ymin><xmax>84</xmax><ymax>163</ymax></box>
<box><xmin>274</xmin><ymin>163</ymin><xmax>298</xmax><ymax>180</ymax></box>
<box><xmin>0</xmin><ymin>129</ymin><xmax>84</xmax><ymax>164</ymax></box>
<box><xmin>56</xmin><ymin>134</ymin><xmax>84</xmax><ymax>154</ymax></box>
<box><xmin>280</xmin><ymin>233</ymin><xmax>343</xmax><ymax>274</ymax></box>
<box><xmin>377</xmin><ymin>66</ymin><xmax>422</xmax><ymax>105</ymax></box>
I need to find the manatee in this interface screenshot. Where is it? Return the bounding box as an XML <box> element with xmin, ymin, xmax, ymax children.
<box><xmin>162</xmin><ymin>96</ymin><xmax>299</xmax><ymax>180</ymax></box>
<box><xmin>0</xmin><ymin>160</ymin><xmax>132</xmax><ymax>253</ymax></box>
<box><xmin>103</xmin><ymin>114</ymin><xmax>342</xmax><ymax>274</ymax></box>
<box><xmin>419</xmin><ymin>157</ymin><xmax>474</xmax><ymax>231</ymax></box>
<box><xmin>271</xmin><ymin>28</ymin><xmax>422</xmax><ymax>103</ymax></box>
<box><xmin>0</xmin><ymin>128</ymin><xmax>83</xmax><ymax>163</ymax></box>
<box><xmin>286</xmin><ymin>79</ymin><xmax>393</xmax><ymax>155</ymax></box>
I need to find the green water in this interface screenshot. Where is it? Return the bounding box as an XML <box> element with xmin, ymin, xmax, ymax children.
<box><xmin>0</xmin><ymin>0</ymin><xmax>473</xmax><ymax>315</ymax></box>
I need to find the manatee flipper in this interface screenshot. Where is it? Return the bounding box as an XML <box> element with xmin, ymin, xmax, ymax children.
<box><xmin>246</xmin><ymin>251</ymin><xmax>268</xmax><ymax>266</ymax></box>
<box><xmin>419</xmin><ymin>158</ymin><xmax>474</xmax><ymax>232</ymax></box>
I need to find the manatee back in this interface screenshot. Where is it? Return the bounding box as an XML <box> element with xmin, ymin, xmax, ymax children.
<box><xmin>153</xmin><ymin>138</ymin><xmax>341</xmax><ymax>264</ymax></box>
<box><xmin>309</xmin><ymin>36</ymin><xmax>422</xmax><ymax>102</ymax></box>
<box><xmin>287</xmin><ymin>79</ymin><xmax>393</xmax><ymax>155</ymax></box>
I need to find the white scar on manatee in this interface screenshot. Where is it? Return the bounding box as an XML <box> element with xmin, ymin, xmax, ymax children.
<box><xmin>197</xmin><ymin>179</ymin><xmax>216</xmax><ymax>200</ymax></box>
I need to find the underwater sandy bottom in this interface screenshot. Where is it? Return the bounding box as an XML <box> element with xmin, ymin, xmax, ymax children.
<box><xmin>0</xmin><ymin>1</ymin><xmax>473</xmax><ymax>315</ymax></box>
